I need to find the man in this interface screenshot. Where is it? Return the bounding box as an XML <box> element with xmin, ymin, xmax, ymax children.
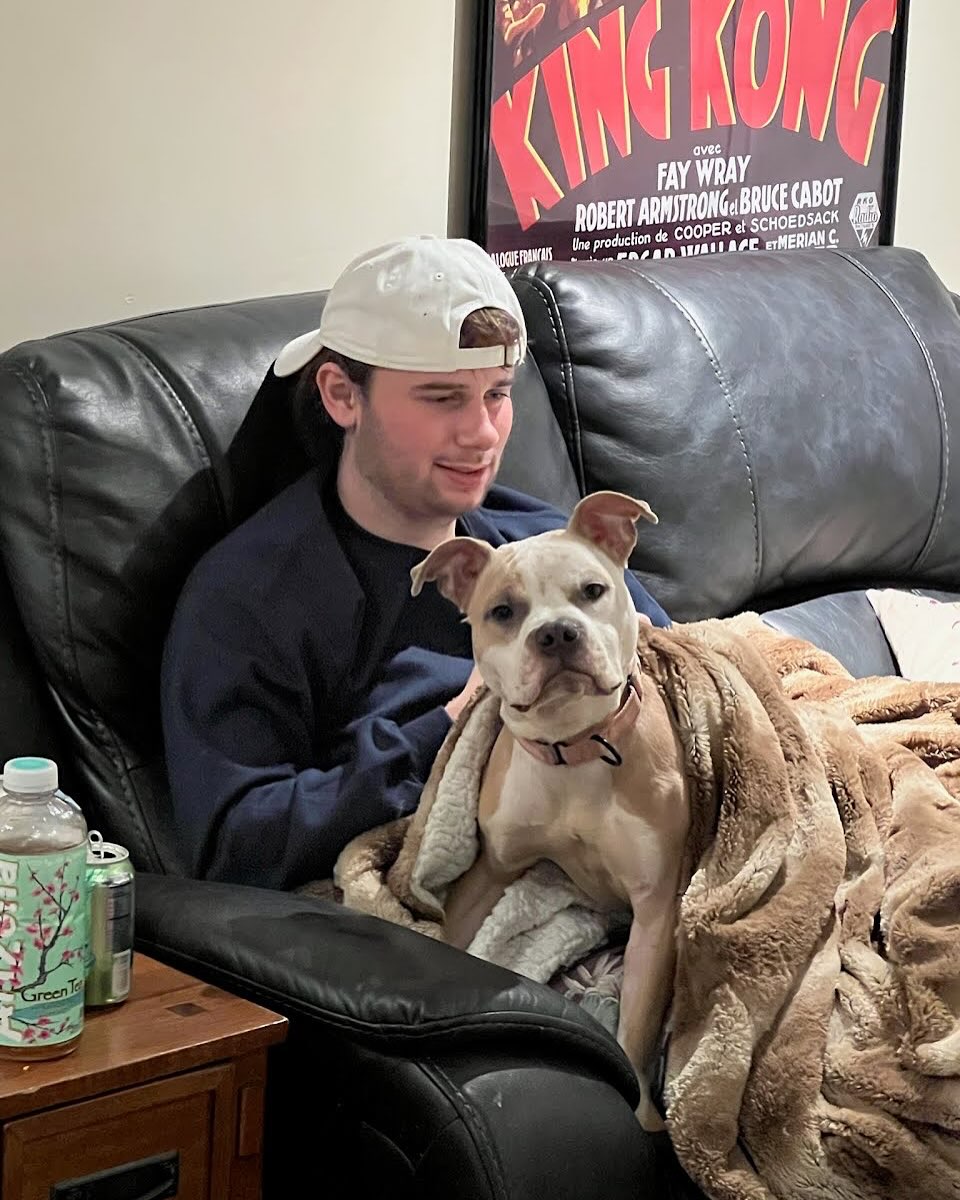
<box><xmin>160</xmin><ymin>236</ymin><xmax>669</xmax><ymax>890</ymax></box>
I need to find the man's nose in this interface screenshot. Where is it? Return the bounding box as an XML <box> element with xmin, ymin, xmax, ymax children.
<box><xmin>531</xmin><ymin>619</ymin><xmax>583</xmax><ymax>657</ymax></box>
<box><xmin>455</xmin><ymin>399</ymin><xmax>500</xmax><ymax>448</ymax></box>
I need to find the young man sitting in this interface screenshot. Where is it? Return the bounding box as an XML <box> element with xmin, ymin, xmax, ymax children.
<box><xmin>160</xmin><ymin>236</ymin><xmax>669</xmax><ymax>889</ymax></box>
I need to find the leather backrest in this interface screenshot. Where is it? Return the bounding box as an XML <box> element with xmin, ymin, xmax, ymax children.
<box><xmin>513</xmin><ymin>248</ymin><xmax>960</xmax><ymax>621</ymax></box>
<box><xmin>0</xmin><ymin>294</ymin><xmax>578</xmax><ymax>870</ymax></box>
<box><xmin>0</xmin><ymin>294</ymin><xmax>324</xmax><ymax>868</ymax></box>
<box><xmin>0</xmin><ymin>568</ymin><xmax>71</xmax><ymax>772</ymax></box>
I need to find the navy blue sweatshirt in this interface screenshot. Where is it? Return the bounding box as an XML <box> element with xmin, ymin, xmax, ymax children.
<box><xmin>160</xmin><ymin>470</ymin><xmax>670</xmax><ymax>889</ymax></box>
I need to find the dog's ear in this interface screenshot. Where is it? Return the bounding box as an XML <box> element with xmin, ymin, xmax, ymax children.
<box><xmin>410</xmin><ymin>538</ymin><xmax>494</xmax><ymax>612</ymax></box>
<box><xmin>568</xmin><ymin>491</ymin><xmax>658</xmax><ymax>566</ymax></box>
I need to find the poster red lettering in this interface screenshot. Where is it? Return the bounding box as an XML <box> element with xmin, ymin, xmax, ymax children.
<box><xmin>472</xmin><ymin>0</ymin><xmax>909</xmax><ymax>268</ymax></box>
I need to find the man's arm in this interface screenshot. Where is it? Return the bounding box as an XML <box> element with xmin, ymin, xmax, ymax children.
<box><xmin>160</xmin><ymin>598</ymin><xmax>464</xmax><ymax>892</ymax></box>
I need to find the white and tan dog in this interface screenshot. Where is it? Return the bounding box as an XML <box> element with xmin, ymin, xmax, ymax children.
<box><xmin>411</xmin><ymin>491</ymin><xmax>690</xmax><ymax>1129</ymax></box>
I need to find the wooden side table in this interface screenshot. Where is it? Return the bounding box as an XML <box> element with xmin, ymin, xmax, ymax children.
<box><xmin>0</xmin><ymin>954</ymin><xmax>288</xmax><ymax>1200</ymax></box>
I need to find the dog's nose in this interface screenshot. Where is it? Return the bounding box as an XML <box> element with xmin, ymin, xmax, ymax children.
<box><xmin>534</xmin><ymin>619</ymin><xmax>583</xmax><ymax>656</ymax></box>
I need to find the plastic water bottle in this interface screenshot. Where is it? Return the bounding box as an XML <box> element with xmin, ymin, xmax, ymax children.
<box><xmin>0</xmin><ymin>758</ymin><xmax>87</xmax><ymax>1059</ymax></box>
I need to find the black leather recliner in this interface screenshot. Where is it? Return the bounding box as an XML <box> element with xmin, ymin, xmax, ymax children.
<box><xmin>1</xmin><ymin>246</ymin><xmax>958</xmax><ymax>1198</ymax></box>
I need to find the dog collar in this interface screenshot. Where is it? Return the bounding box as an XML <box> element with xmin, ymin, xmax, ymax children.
<box><xmin>514</xmin><ymin>664</ymin><xmax>642</xmax><ymax>768</ymax></box>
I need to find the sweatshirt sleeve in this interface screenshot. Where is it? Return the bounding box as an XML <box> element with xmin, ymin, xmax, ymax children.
<box><xmin>626</xmin><ymin>572</ymin><xmax>671</xmax><ymax>627</ymax></box>
<box><xmin>159</xmin><ymin>587</ymin><xmax>457</xmax><ymax>891</ymax></box>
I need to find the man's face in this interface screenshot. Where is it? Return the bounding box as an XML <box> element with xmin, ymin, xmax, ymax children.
<box><xmin>342</xmin><ymin>364</ymin><xmax>515</xmax><ymax>521</ymax></box>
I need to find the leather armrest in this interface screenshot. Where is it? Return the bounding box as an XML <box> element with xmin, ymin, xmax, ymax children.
<box><xmin>135</xmin><ymin>874</ymin><xmax>692</xmax><ymax>1198</ymax></box>
<box><xmin>134</xmin><ymin>872</ymin><xmax>639</xmax><ymax>1103</ymax></box>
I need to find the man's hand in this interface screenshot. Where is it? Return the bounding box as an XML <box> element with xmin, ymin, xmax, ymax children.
<box><xmin>445</xmin><ymin>663</ymin><xmax>486</xmax><ymax>721</ymax></box>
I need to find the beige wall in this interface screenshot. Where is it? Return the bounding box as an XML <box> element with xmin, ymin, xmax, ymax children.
<box><xmin>895</xmin><ymin>1</ymin><xmax>959</xmax><ymax>292</ymax></box>
<box><xmin>0</xmin><ymin>0</ymin><xmax>459</xmax><ymax>349</ymax></box>
<box><xmin>1</xmin><ymin>1</ymin><xmax>955</xmax><ymax>351</ymax></box>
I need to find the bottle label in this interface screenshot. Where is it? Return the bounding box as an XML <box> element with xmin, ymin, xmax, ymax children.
<box><xmin>0</xmin><ymin>847</ymin><xmax>87</xmax><ymax>1049</ymax></box>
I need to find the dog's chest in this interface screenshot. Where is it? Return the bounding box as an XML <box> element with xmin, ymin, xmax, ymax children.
<box><xmin>480</xmin><ymin>742</ymin><xmax>670</xmax><ymax>907</ymax></box>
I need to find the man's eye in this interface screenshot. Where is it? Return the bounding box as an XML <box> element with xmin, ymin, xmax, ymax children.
<box><xmin>487</xmin><ymin>604</ymin><xmax>514</xmax><ymax>623</ymax></box>
<box><xmin>583</xmin><ymin>583</ymin><xmax>607</xmax><ymax>602</ymax></box>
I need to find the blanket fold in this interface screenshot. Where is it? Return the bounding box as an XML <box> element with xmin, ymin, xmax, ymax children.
<box><xmin>333</xmin><ymin>614</ymin><xmax>960</xmax><ymax>1200</ymax></box>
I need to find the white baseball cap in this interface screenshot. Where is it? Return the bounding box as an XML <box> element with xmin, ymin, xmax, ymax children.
<box><xmin>273</xmin><ymin>236</ymin><xmax>527</xmax><ymax>378</ymax></box>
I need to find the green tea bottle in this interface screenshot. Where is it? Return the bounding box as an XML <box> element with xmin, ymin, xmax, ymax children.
<box><xmin>0</xmin><ymin>757</ymin><xmax>87</xmax><ymax>1059</ymax></box>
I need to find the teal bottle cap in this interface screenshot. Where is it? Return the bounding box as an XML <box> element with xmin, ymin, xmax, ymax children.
<box><xmin>2</xmin><ymin>757</ymin><xmax>58</xmax><ymax>794</ymax></box>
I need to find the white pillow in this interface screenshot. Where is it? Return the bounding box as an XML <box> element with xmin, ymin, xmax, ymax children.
<box><xmin>866</xmin><ymin>589</ymin><xmax>960</xmax><ymax>682</ymax></box>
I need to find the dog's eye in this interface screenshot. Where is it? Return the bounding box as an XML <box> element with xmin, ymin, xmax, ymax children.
<box><xmin>488</xmin><ymin>603</ymin><xmax>514</xmax><ymax>623</ymax></box>
<box><xmin>582</xmin><ymin>583</ymin><xmax>607</xmax><ymax>602</ymax></box>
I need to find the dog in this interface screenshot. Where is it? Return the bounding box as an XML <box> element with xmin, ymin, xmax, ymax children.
<box><xmin>410</xmin><ymin>490</ymin><xmax>690</xmax><ymax>1130</ymax></box>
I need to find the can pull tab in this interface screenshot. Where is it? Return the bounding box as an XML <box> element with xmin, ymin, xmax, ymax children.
<box><xmin>88</xmin><ymin>829</ymin><xmax>106</xmax><ymax>859</ymax></box>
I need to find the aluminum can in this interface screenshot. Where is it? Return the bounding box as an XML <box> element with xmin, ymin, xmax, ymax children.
<box><xmin>84</xmin><ymin>832</ymin><xmax>134</xmax><ymax>1006</ymax></box>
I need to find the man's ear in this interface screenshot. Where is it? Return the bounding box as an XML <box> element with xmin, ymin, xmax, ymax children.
<box><xmin>568</xmin><ymin>491</ymin><xmax>658</xmax><ymax>566</ymax></box>
<box><xmin>316</xmin><ymin>361</ymin><xmax>360</xmax><ymax>431</ymax></box>
<box><xmin>410</xmin><ymin>538</ymin><xmax>494</xmax><ymax>613</ymax></box>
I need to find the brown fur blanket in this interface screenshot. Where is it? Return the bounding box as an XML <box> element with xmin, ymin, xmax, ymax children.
<box><xmin>331</xmin><ymin>615</ymin><xmax>960</xmax><ymax>1199</ymax></box>
<box><xmin>656</xmin><ymin>614</ymin><xmax>960</xmax><ymax>1200</ymax></box>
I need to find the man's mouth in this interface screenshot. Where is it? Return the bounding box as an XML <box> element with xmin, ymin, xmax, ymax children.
<box><xmin>436</xmin><ymin>462</ymin><xmax>491</xmax><ymax>476</ymax></box>
<box><xmin>435</xmin><ymin>462</ymin><xmax>493</xmax><ymax>488</ymax></box>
